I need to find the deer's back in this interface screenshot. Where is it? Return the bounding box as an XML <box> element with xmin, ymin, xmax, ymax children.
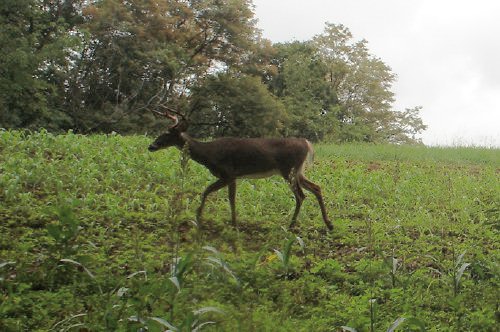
<box><xmin>200</xmin><ymin>137</ymin><xmax>311</xmax><ymax>179</ymax></box>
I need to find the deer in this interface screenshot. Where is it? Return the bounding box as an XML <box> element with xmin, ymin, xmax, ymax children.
<box><xmin>148</xmin><ymin>110</ymin><xmax>333</xmax><ymax>231</ymax></box>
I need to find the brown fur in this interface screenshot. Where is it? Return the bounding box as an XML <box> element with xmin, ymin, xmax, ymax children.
<box><xmin>149</xmin><ymin>122</ymin><xmax>332</xmax><ymax>230</ymax></box>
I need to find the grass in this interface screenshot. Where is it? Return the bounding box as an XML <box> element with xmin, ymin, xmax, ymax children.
<box><xmin>0</xmin><ymin>129</ymin><xmax>499</xmax><ymax>331</ymax></box>
<box><xmin>315</xmin><ymin>142</ymin><xmax>500</xmax><ymax>165</ymax></box>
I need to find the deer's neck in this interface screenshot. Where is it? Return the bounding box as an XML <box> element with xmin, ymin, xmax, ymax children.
<box><xmin>178</xmin><ymin>133</ymin><xmax>211</xmax><ymax>166</ymax></box>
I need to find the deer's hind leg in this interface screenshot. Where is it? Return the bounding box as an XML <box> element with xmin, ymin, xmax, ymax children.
<box><xmin>284</xmin><ymin>169</ymin><xmax>306</xmax><ymax>229</ymax></box>
<box><xmin>298</xmin><ymin>175</ymin><xmax>333</xmax><ymax>231</ymax></box>
<box><xmin>289</xmin><ymin>181</ymin><xmax>305</xmax><ymax>229</ymax></box>
<box><xmin>228</xmin><ymin>180</ymin><xmax>237</xmax><ymax>224</ymax></box>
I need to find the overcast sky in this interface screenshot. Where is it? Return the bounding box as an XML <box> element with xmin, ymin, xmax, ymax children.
<box><xmin>252</xmin><ymin>0</ymin><xmax>500</xmax><ymax>147</ymax></box>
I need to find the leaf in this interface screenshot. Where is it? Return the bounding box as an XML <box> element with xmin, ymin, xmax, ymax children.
<box><xmin>127</xmin><ymin>270</ymin><xmax>147</xmax><ymax>279</ymax></box>
<box><xmin>128</xmin><ymin>316</ymin><xmax>146</xmax><ymax>324</ymax></box>
<box><xmin>173</xmin><ymin>252</ymin><xmax>194</xmax><ymax>279</ymax></box>
<box><xmin>60</xmin><ymin>259</ymin><xmax>95</xmax><ymax>279</ymax></box>
<box><xmin>206</xmin><ymin>256</ymin><xmax>223</xmax><ymax>266</ymax></box>
<box><xmin>202</xmin><ymin>246</ymin><xmax>219</xmax><ymax>255</ymax></box>
<box><xmin>401</xmin><ymin>317</ymin><xmax>426</xmax><ymax>331</ymax></box>
<box><xmin>283</xmin><ymin>236</ymin><xmax>296</xmax><ymax>261</ymax></box>
<box><xmin>341</xmin><ymin>326</ymin><xmax>358</xmax><ymax>332</ymax></box>
<box><xmin>60</xmin><ymin>259</ymin><xmax>102</xmax><ymax>294</ymax></box>
<box><xmin>192</xmin><ymin>321</ymin><xmax>216</xmax><ymax>332</ymax></box>
<box><xmin>169</xmin><ymin>276</ymin><xmax>181</xmax><ymax>292</ymax></box>
<box><xmin>424</xmin><ymin>254</ymin><xmax>438</xmax><ymax>262</ymax></box>
<box><xmin>63</xmin><ymin>323</ymin><xmax>85</xmax><ymax>331</ymax></box>
<box><xmin>149</xmin><ymin>316</ymin><xmax>178</xmax><ymax>331</ymax></box>
<box><xmin>86</xmin><ymin>240</ymin><xmax>98</xmax><ymax>249</ymax></box>
<box><xmin>428</xmin><ymin>267</ymin><xmax>443</xmax><ymax>276</ymax></box>
<box><xmin>296</xmin><ymin>236</ymin><xmax>305</xmax><ymax>252</ymax></box>
<box><xmin>116</xmin><ymin>287</ymin><xmax>128</xmax><ymax>297</ymax></box>
<box><xmin>51</xmin><ymin>313</ymin><xmax>87</xmax><ymax>331</ymax></box>
<box><xmin>455</xmin><ymin>262</ymin><xmax>471</xmax><ymax>286</ymax></box>
<box><xmin>273</xmin><ymin>249</ymin><xmax>284</xmax><ymax>263</ymax></box>
<box><xmin>387</xmin><ymin>317</ymin><xmax>406</xmax><ymax>332</ymax></box>
<box><xmin>205</xmin><ymin>257</ymin><xmax>239</xmax><ymax>283</ymax></box>
<box><xmin>0</xmin><ymin>261</ymin><xmax>15</xmax><ymax>269</ymax></box>
<box><xmin>392</xmin><ymin>257</ymin><xmax>399</xmax><ymax>274</ymax></box>
<box><xmin>455</xmin><ymin>251</ymin><xmax>467</xmax><ymax>268</ymax></box>
<box><xmin>193</xmin><ymin>306</ymin><xmax>225</xmax><ymax>316</ymax></box>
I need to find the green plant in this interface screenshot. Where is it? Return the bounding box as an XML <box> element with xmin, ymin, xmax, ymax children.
<box><xmin>148</xmin><ymin>306</ymin><xmax>225</xmax><ymax>332</ymax></box>
<box><xmin>453</xmin><ymin>251</ymin><xmax>470</xmax><ymax>297</ymax></box>
<box><xmin>59</xmin><ymin>258</ymin><xmax>102</xmax><ymax>294</ymax></box>
<box><xmin>46</xmin><ymin>200</ymin><xmax>82</xmax><ymax>255</ymax></box>
<box><xmin>203</xmin><ymin>246</ymin><xmax>239</xmax><ymax>284</ymax></box>
<box><xmin>273</xmin><ymin>232</ymin><xmax>305</xmax><ymax>277</ymax></box>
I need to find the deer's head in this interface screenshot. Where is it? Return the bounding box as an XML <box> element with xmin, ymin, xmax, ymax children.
<box><xmin>148</xmin><ymin>112</ymin><xmax>188</xmax><ymax>152</ymax></box>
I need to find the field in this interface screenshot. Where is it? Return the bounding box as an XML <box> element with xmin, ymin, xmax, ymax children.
<box><xmin>0</xmin><ymin>130</ymin><xmax>499</xmax><ymax>331</ymax></box>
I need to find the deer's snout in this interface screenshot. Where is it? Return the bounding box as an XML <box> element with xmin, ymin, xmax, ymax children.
<box><xmin>148</xmin><ymin>144</ymin><xmax>158</xmax><ymax>152</ymax></box>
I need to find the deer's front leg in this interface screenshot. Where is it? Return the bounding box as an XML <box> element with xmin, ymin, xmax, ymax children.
<box><xmin>196</xmin><ymin>178</ymin><xmax>230</xmax><ymax>223</ymax></box>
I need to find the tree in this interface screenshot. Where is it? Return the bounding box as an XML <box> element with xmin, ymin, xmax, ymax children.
<box><xmin>0</xmin><ymin>0</ymin><xmax>83</xmax><ymax>130</ymax></box>
<box><xmin>386</xmin><ymin>106</ymin><xmax>427</xmax><ymax>144</ymax></box>
<box><xmin>68</xmin><ymin>0</ymin><xmax>259</xmax><ymax>133</ymax></box>
<box><xmin>266</xmin><ymin>42</ymin><xmax>339</xmax><ymax>141</ymax></box>
<box><xmin>306</xmin><ymin>23</ymin><xmax>428</xmax><ymax>143</ymax></box>
<box><xmin>313</xmin><ymin>23</ymin><xmax>398</xmax><ymax>141</ymax></box>
<box><xmin>189</xmin><ymin>73</ymin><xmax>286</xmax><ymax>138</ymax></box>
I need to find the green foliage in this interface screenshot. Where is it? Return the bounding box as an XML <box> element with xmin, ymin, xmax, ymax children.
<box><xmin>1</xmin><ymin>131</ymin><xmax>498</xmax><ymax>331</ymax></box>
<box><xmin>273</xmin><ymin>232</ymin><xmax>305</xmax><ymax>277</ymax></box>
<box><xmin>189</xmin><ymin>74</ymin><xmax>286</xmax><ymax>138</ymax></box>
<box><xmin>261</xmin><ymin>25</ymin><xmax>426</xmax><ymax>143</ymax></box>
<box><xmin>70</xmin><ymin>0</ymin><xmax>261</xmax><ymax>133</ymax></box>
<box><xmin>1</xmin><ymin>2</ymin><xmax>426</xmax><ymax>144</ymax></box>
<box><xmin>0</xmin><ymin>0</ymin><xmax>260</xmax><ymax>134</ymax></box>
<box><xmin>46</xmin><ymin>201</ymin><xmax>82</xmax><ymax>253</ymax></box>
<box><xmin>311</xmin><ymin>24</ymin><xmax>426</xmax><ymax>143</ymax></box>
<box><xmin>0</xmin><ymin>0</ymin><xmax>81</xmax><ymax>130</ymax></box>
<box><xmin>269</xmin><ymin>41</ymin><xmax>339</xmax><ymax>141</ymax></box>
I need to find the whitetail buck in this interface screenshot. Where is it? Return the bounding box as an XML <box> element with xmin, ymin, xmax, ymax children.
<box><xmin>148</xmin><ymin>111</ymin><xmax>333</xmax><ymax>231</ymax></box>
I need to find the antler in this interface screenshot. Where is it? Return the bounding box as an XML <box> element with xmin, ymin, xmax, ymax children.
<box><xmin>159</xmin><ymin>105</ymin><xmax>186</xmax><ymax>120</ymax></box>
<box><xmin>149</xmin><ymin>109</ymin><xmax>179</xmax><ymax>127</ymax></box>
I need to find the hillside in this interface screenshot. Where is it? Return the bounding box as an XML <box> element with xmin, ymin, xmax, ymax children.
<box><xmin>1</xmin><ymin>130</ymin><xmax>499</xmax><ymax>331</ymax></box>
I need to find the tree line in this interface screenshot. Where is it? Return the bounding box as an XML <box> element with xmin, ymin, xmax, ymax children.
<box><xmin>0</xmin><ymin>0</ymin><xmax>426</xmax><ymax>143</ymax></box>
